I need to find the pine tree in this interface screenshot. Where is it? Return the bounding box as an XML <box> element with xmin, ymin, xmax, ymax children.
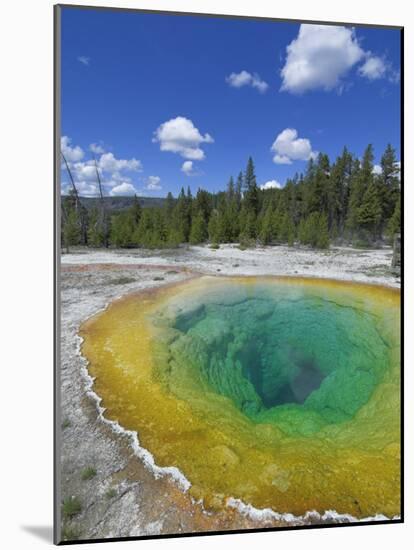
<box><xmin>87</xmin><ymin>206</ymin><xmax>105</xmax><ymax>247</ymax></box>
<box><xmin>381</xmin><ymin>144</ymin><xmax>400</xmax><ymax>187</ymax></box>
<box><xmin>193</xmin><ymin>188</ymin><xmax>212</xmax><ymax>224</ymax></box>
<box><xmin>244</xmin><ymin>157</ymin><xmax>259</xmax><ymax>215</ymax></box>
<box><xmin>361</xmin><ymin>143</ymin><xmax>375</xmax><ymax>182</ymax></box>
<box><xmin>346</xmin><ymin>145</ymin><xmax>374</xmax><ymax>239</ymax></box>
<box><xmin>259</xmin><ymin>205</ymin><xmax>274</xmax><ymax>245</ymax></box>
<box><xmin>150</xmin><ymin>208</ymin><xmax>167</xmax><ymax>248</ymax></box>
<box><xmin>298</xmin><ymin>218</ymin><xmax>308</xmax><ymax>245</ymax></box>
<box><xmin>271</xmin><ymin>208</ymin><xmax>282</xmax><ymax>241</ymax></box>
<box><xmin>307</xmin><ymin>213</ymin><xmax>319</xmax><ymax>248</ymax></box>
<box><xmin>227</xmin><ymin>197</ymin><xmax>240</xmax><ymax>241</ymax></box>
<box><xmin>306</xmin><ymin>153</ymin><xmax>330</xmax><ymax>215</ymax></box>
<box><xmin>316</xmin><ymin>213</ymin><xmax>330</xmax><ymax>249</ymax></box>
<box><xmin>379</xmin><ymin>144</ymin><xmax>400</xmax><ymax>229</ymax></box>
<box><xmin>165</xmin><ymin>192</ymin><xmax>175</xmax><ymax>218</ymax></box>
<box><xmin>227</xmin><ymin>176</ymin><xmax>235</xmax><ymax>199</ymax></box>
<box><xmin>302</xmin><ymin>157</ymin><xmax>316</xmax><ymax>216</ymax></box>
<box><xmin>357</xmin><ymin>181</ymin><xmax>382</xmax><ymax>240</ymax></box>
<box><xmin>134</xmin><ymin>209</ymin><xmax>153</xmax><ymax>248</ymax></box>
<box><xmin>189</xmin><ymin>211</ymin><xmax>207</xmax><ymax>244</ymax></box>
<box><xmin>170</xmin><ymin>187</ymin><xmax>191</xmax><ymax>242</ymax></box>
<box><xmin>327</xmin><ymin>147</ymin><xmax>352</xmax><ymax>236</ymax></box>
<box><xmin>62</xmin><ymin>208</ymin><xmax>81</xmax><ymax>252</ymax></box>
<box><xmin>166</xmin><ymin>228</ymin><xmax>183</xmax><ymax>248</ymax></box>
<box><xmin>235</xmin><ymin>171</ymin><xmax>243</xmax><ymax>205</ymax></box>
<box><xmin>346</xmin><ymin>158</ymin><xmax>362</xmax><ymax>236</ymax></box>
<box><xmin>130</xmin><ymin>195</ymin><xmax>142</xmax><ymax>225</ymax></box>
<box><xmin>243</xmin><ymin>209</ymin><xmax>257</xmax><ymax>240</ymax></box>
<box><xmin>330</xmin><ymin>218</ymin><xmax>339</xmax><ymax>241</ymax></box>
<box><xmin>238</xmin><ymin>206</ymin><xmax>247</xmax><ymax>240</ymax></box>
<box><xmin>279</xmin><ymin>212</ymin><xmax>295</xmax><ymax>245</ymax></box>
<box><xmin>111</xmin><ymin>212</ymin><xmax>135</xmax><ymax>247</ymax></box>
<box><xmin>110</xmin><ymin>198</ymin><xmax>142</xmax><ymax>247</ymax></box>
<box><xmin>222</xmin><ymin>191</ymin><xmax>240</xmax><ymax>242</ymax></box>
<box><xmin>299</xmin><ymin>212</ymin><xmax>329</xmax><ymax>248</ymax></box>
<box><xmin>284</xmin><ymin>180</ymin><xmax>298</xmax><ymax>225</ymax></box>
<box><xmin>386</xmin><ymin>195</ymin><xmax>401</xmax><ymax>237</ymax></box>
<box><xmin>208</xmin><ymin>210</ymin><xmax>221</xmax><ymax>244</ymax></box>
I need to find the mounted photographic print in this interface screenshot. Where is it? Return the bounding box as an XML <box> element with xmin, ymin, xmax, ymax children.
<box><xmin>54</xmin><ymin>4</ymin><xmax>403</xmax><ymax>544</ymax></box>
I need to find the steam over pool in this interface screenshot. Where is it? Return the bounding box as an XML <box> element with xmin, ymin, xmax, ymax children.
<box><xmin>80</xmin><ymin>276</ymin><xmax>400</xmax><ymax>518</ymax></box>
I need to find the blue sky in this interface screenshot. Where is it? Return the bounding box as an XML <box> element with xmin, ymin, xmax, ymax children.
<box><xmin>60</xmin><ymin>7</ymin><xmax>401</xmax><ymax>197</ymax></box>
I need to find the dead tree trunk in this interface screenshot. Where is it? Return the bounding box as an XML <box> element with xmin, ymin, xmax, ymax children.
<box><xmin>61</xmin><ymin>151</ymin><xmax>88</xmax><ymax>245</ymax></box>
<box><xmin>94</xmin><ymin>156</ymin><xmax>109</xmax><ymax>248</ymax></box>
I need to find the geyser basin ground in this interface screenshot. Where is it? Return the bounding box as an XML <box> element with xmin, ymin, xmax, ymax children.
<box><xmin>80</xmin><ymin>276</ymin><xmax>400</xmax><ymax>519</ymax></box>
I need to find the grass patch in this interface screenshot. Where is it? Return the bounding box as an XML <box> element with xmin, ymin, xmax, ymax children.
<box><xmin>62</xmin><ymin>496</ymin><xmax>82</xmax><ymax>519</ymax></box>
<box><xmin>61</xmin><ymin>418</ymin><xmax>71</xmax><ymax>430</ymax></box>
<box><xmin>105</xmin><ymin>488</ymin><xmax>117</xmax><ymax>499</ymax></box>
<box><xmin>62</xmin><ymin>524</ymin><xmax>81</xmax><ymax>541</ymax></box>
<box><xmin>81</xmin><ymin>467</ymin><xmax>97</xmax><ymax>481</ymax></box>
<box><xmin>108</xmin><ymin>277</ymin><xmax>136</xmax><ymax>285</ymax></box>
<box><xmin>353</xmin><ymin>239</ymin><xmax>372</xmax><ymax>249</ymax></box>
<box><xmin>238</xmin><ymin>237</ymin><xmax>256</xmax><ymax>250</ymax></box>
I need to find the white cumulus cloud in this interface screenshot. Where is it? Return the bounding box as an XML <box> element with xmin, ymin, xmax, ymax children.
<box><xmin>104</xmin><ymin>174</ymin><xmax>134</xmax><ymax>189</ymax></box>
<box><xmin>72</xmin><ymin>162</ymin><xmax>96</xmax><ymax>181</ymax></box>
<box><xmin>90</xmin><ymin>142</ymin><xmax>105</xmax><ymax>154</ymax></box>
<box><xmin>61</xmin><ymin>135</ymin><xmax>84</xmax><ymax>162</ymax></box>
<box><xmin>99</xmin><ymin>152</ymin><xmax>142</xmax><ymax>173</ymax></box>
<box><xmin>61</xmin><ymin>136</ymin><xmax>143</xmax><ymax>196</ymax></box>
<box><xmin>280</xmin><ymin>24</ymin><xmax>364</xmax><ymax>94</ymax></box>
<box><xmin>181</xmin><ymin>160</ymin><xmax>195</xmax><ymax>176</ymax></box>
<box><xmin>110</xmin><ymin>182</ymin><xmax>138</xmax><ymax>196</ymax></box>
<box><xmin>271</xmin><ymin>128</ymin><xmax>317</xmax><ymax>164</ymax></box>
<box><xmin>358</xmin><ymin>54</ymin><xmax>387</xmax><ymax>80</ymax></box>
<box><xmin>260</xmin><ymin>180</ymin><xmax>282</xmax><ymax>190</ymax></box>
<box><xmin>145</xmin><ymin>175</ymin><xmax>162</xmax><ymax>190</ymax></box>
<box><xmin>226</xmin><ymin>70</ymin><xmax>269</xmax><ymax>93</ymax></box>
<box><xmin>153</xmin><ymin>116</ymin><xmax>213</xmax><ymax>161</ymax></box>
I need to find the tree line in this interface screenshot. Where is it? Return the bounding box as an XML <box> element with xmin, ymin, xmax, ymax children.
<box><xmin>61</xmin><ymin>143</ymin><xmax>401</xmax><ymax>252</ymax></box>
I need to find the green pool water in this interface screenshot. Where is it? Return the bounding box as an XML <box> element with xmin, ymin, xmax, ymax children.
<box><xmin>171</xmin><ymin>291</ymin><xmax>389</xmax><ymax>435</ymax></box>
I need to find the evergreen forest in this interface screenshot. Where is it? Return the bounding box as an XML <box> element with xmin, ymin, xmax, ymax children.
<box><xmin>61</xmin><ymin>144</ymin><xmax>401</xmax><ymax>252</ymax></box>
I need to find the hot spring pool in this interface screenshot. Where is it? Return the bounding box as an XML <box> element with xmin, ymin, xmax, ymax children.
<box><xmin>80</xmin><ymin>276</ymin><xmax>400</xmax><ymax>518</ymax></box>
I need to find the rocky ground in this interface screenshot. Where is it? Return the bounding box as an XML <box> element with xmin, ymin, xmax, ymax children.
<box><xmin>58</xmin><ymin>244</ymin><xmax>399</xmax><ymax>542</ymax></box>
<box><xmin>61</xmin><ymin>243</ymin><xmax>400</xmax><ymax>287</ymax></box>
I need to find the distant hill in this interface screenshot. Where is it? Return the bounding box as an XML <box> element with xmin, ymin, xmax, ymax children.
<box><xmin>63</xmin><ymin>195</ymin><xmax>168</xmax><ymax>212</ymax></box>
